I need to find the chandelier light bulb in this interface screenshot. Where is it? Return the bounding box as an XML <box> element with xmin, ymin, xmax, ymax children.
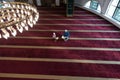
<box><xmin>1</xmin><ymin>28</ymin><xmax>10</xmax><ymax>39</ymax></box>
<box><xmin>16</xmin><ymin>9</ymin><xmax>19</xmax><ymax>13</ymax></box>
<box><xmin>11</xmin><ymin>27</ymin><xmax>17</xmax><ymax>37</ymax></box>
<box><xmin>28</xmin><ymin>20</ymin><xmax>33</xmax><ymax>28</ymax></box>
<box><xmin>30</xmin><ymin>16</ymin><xmax>33</xmax><ymax>22</ymax></box>
<box><xmin>12</xmin><ymin>4</ymin><xmax>16</xmax><ymax>8</ymax></box>
<box><xmin>7</xmin><ymin>26</ymin><xmax>17</xmax><ymax>37</ymax></box>
<box><xmin>21</xmin><ymin>14</ymin><xmax>24</xmax><ymax>19</ymax></box>
<box><xmin>21</xmin><ymin>5</ymin><xmax>24</xmax><ymax>9</ymax></box>
<box><xmin>7</xmin><ymin>9</ymin><xmax>10</xmax><ymax>13</ymax></box>
<box><xmin>25</xmin><ymin>5</ymin><xmax>28</xmax><ymax>9</ymax></box>
<box><xmin>13</xmin><ymin>13</ymin><xmax>17</xmax><ymax>17</ymax></box>
<box><xmin>22</xmin><ymin>21</ymin><xmax>29</xmax><ymax>31</ymax></box>
<box><xmin>16</xmin><ymin>24</ymin><xmax>23</xmax><ymax>33</ymax></box>
<box><xmin>21</xmin><ymin>22</ymin><xmax>25</xmax><ymax>27</ymax></box>
<box><xmin>21</xmin><ymin>10</ymin><xmax>24</xmax><ymax>14</ymax></box>
<box><xmin>33</xmin><ymin>20</ymin><xmax>36</xmax><ymax>25</ymax></box>
<box><xmin>11</xmin><ymin>9</ymin><xmax>14</xmax><ymax>12</ymax></box>
<box><xmin>7</xmin><ymin>26</ymin><xmax>11</xmax><ymax>30</ymax></box>
<box><xmin>18</xmin><ymin>14</ymin><xmax>21</xmax><ymax>17</ymax></box>
<box><xmin>1</xmin><ymin>19</ymin><xmax>4</xmax><ymax>23</ymax></box>
<box><xmin>0</xmin><ymin>34</ymin><xmax>2</xmax><ymax>38</ymax></box>
<box><xmin>24</xmin><ymin>25</ymin><xmax>29</xmax><ymax>31</ymax></box>
<box><xmin>17</xmin><ymin>4</ymin><xmax>20</xmax><ymax>8</ymax></box>
<box><xmin>25</xmin><ymin>11</ymin><xmax>27</xmax><ymax>14</ymax></box>
<box><xmin>27</xmin><ymin>11</ymin><xmax>30</xmax><ymax>15</ymax></box>
<box><xmin>7</xmin><ymin>14</ymin><xmax>11</xmax><ymax>21</ymax></box>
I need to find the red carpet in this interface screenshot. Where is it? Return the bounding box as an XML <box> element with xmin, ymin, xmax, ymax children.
<box><xmin>0</xmin><ymin>6</ymin><xmax>120</xmax><ymax>80</ymax></box>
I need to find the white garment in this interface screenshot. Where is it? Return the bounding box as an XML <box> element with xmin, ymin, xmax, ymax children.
<box><xmin>52</xmin><ymin>33</ymin><xmax>56</xmax><ymax>38</ymax></box>
<box><xmin>52</xmin><ymin>33</ymin><xmax>59</xmax><ymax>40</ymax></box>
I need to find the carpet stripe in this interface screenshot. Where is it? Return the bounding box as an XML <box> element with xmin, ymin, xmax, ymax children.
<box><xmin>39</xmin><ymin>12</ymin><xmax>95</xmax><ymax>14</ymax></box>
<box><xmin>0</xmin><ymin>73</ymin><xmax>119</xmax><ymax>80</ymax></box>
<box><xmin>39</xmin><ymin>11</ymin><xmax>86</xmax><ymax>12</ymax></box>
<box><xmin>70</xmin><ymin>37</ymin><xmax>120</xmax><ymax>41</ymax></box>
<box><xmin>39</xmin><ymin>20</ymin><xmax>109</xmax><ymax>24</ymax></box>
<box><xmin>0</xmin><ymin>57</ymin><xmax>120</xmax><ymax>65</ymax></box>
<box><xmin>11</xmin><ymin>37</ymin><xmax>51</xmax><ymax>39</ymax></box>
<box><xmin>39</xmin><ymin>11</ymin><xmax>91</xmax><ymax>13</ymax></box>
<box><xmin>29</xmin><ymin>29</ymin><xmax>120</xmax><ymax>33</ymax></box>
<box><xmin>39</xmin><ymin>19</ymin><xmax>104</xmax><ymax>20</ymax></box>
<box><xmin>39</xmin><ymin>14</ymin><xmax>96</xmax><ymax>16</ymax></box>
<box><xmin>0</xmin><ymin>61</ymin><xmax>120</xmax><ymax>78</ymax></box>
<box><xmin>36</xmin><ymin>24</ymin><xmax>113</xmax><ymax>26</ymax></box>
<box><xmin>10</xmin><ymin>36</ymin><xmax>120</xmax><ymax>41</ymax></box>
<box><xmin>19</xmin><ymin>31</ymin><xmax>120</xmax><ymax>38</ymax></box>
<box><xmin>0</xmin><ymin>45</ymin><xmax>120</xmax><ymax>51</ymax></box>
<box><xmin>35</xmin><ymin>24</ymin><xmax>115</xmax><ymax>28</ymax></box>
<box><xmin>0</xmin><ymin>49</ymin><xmax>120</xmax><ymax>61</ymax></box>
<box><xmin>34</xmin><ymin>25</ymin><xmax>117</xmax><ymax>30</ymax></box>
<box><xmin>38</xmin><ymin>20</ymin><xmax>109</xmax><ymax>24</ymax></box>
<box><xmin>39</xmin><ymin>16</ymin><xmax>103</xmax><ymax>19</ymax></box>
<box><xmin>2</xmin><ymin>37</ymin><xmax>120</xmax><ymax>48</ymax></box>
<box><xmin>0</xmin><ymin>78</ymin><xmax>54</xmax><ymax>80</ymax></box>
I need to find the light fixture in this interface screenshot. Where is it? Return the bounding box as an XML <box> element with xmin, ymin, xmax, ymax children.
<box><xmin>0</xmin><ymin>0</ymin><xmax>39</xmax><ymax>39</ymax></box>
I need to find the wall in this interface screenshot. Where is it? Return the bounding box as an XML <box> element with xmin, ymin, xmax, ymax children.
<box><xmin>98</xmin><ymin>0</ymin><xmax>111</xmax><ymax>14</ymax></box>
<box><xmin>74</xmin><ymin>0</ymin><xmax>120</xmax><ymax>28</ymax></box>
<box><xmin>74</xmin><ymin>0</ymin><xmax>111</xmax><ymax>14</ymax></box>
<box><xmin>36</xmin><ymin>0</ymin><xmax>60</xmax><ymax>6</ymax></box>
<box><xmin>9</xmin><ymin>0</ymin><xmax>14</xmax><ymax>2</ymax></box>
<box><xmin>36</xmin><ymin>0</ymin><xmax>42</xmax><ymax>6</ymax></box>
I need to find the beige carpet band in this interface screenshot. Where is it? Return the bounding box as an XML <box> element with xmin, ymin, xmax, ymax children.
<box><xmin>39</xmin><ymin>19</ymin><xmax>104</xmax><ymax>20</ymax></box>
<box><xmin>29</xmin><ymin>29</ymin><xmax>120</xmax><ymax>33</ymax></box>
<box><xmin>36</xmin><ymin>24</ymin><xmax>113</xmax><ymax>26</ymax></box>
<box><xmin>0</xmin><ymin>73</ymin><xmax>119</xmax><ymax>80</ymax></box>
<box><xmin>11</xmin><ymin>36</ymin><xmax>120</xmax><ymax>41</ymax></box>
<box><xmin>0</xmin><ymin>57</ymin><xmax>120</xmax><ymax>65</ymax></box>
<box><xmin>0</xmin><ymin>45</ymin><xmax>120</xmax><ymax>51</ymax></box>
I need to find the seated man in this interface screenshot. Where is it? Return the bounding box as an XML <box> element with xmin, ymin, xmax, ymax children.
<box><xmin>61</xmin><ymin>29</ymin><xmax>70</xmax><ymax>41</ymax></box>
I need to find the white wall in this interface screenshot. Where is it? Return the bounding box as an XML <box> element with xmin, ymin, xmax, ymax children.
<box><xmin>35</xmin><ymin>0</ymin><xmax>60</xmax><ymax>6</ymax></box>
<box><xmin>36</xmin><ymin>0</ymin><xmax>42</xmax><ymax>6</ymax></box>
<box><xmin>74</xmin><ymin>0</ymin><xmax>120</xmax><ymax>28</ymax></box>
<box><xmin>74</xmin><ymin>0</ymin><xmax>111</xmax><ymax>14</ymax></box>
<box><xmin>98</xmin><ymin>0</ymin><xmax>111</xmax><ymax>14</ymax></box>
<box><xmin>9</xmin><ymin>0</ymin><xmax>14</xmax><ymax>2</ymax></box>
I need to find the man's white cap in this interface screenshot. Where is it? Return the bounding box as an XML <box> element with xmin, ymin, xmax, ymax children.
<box><xmin>65</xmin><ymin>29</ymin><xmax>68</xmax><ymax>32</ymax></box>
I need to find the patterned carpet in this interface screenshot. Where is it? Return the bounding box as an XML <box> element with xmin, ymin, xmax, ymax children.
<box><xmin>0</xmin><ymin>6</ymin><xmax>120</xmax><ymax>80</ymax></box>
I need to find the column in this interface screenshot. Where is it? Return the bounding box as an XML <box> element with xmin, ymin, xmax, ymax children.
<box><xmin>36</xmin><ymin>0</ymin><xmax>42</xmax><ymax>6</ymax></box>
<box><xmin>64</xmin><ymin>0</ymin><xmax>67</xmax><ymax>4</ymax></box>
<box><xmin>55</xmin><ymin>0</ymin><xmax>60</xmax><ymax>6</ymax></box>
<box><xmin>66</xmin><ymin>0</ymin><xmax>74</xmax><ymax>17</ymax></box>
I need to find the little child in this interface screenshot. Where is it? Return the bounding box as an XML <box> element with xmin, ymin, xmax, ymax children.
<box><xmin>52</xmin><ymin>32</ymin><xmax>59</xmax><ymax>41</ymax></box>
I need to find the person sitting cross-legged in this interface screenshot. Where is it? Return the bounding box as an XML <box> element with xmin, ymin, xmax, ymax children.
<box><xmin>52</xmin><ymin>32</ymin><xmax>59</xmax><ymax>41</ymax></box>
<box><xmin>61</xmin><ymin>29</ymin><xmax>70</xmax><ymax>41</ymax></box>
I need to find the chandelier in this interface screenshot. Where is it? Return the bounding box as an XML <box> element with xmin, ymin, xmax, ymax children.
<box><xmin>0</xmin><ymin>0</ymin><xmax>39</xmax><ymax>39</ymax></box>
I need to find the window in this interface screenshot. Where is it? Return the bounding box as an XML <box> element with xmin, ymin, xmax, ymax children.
<box><xmin>90</xmin><ymin>0</ymin><xmax>99</xmax><ymax>10</ymax></box>
<box><xmin>106</xmin><ymin>0</ymin><xmax>119</xmax><ymax>17</ymax></box>
<box><xmin>112</xmin><ymin>1</ymin><xmax>120</xmax><ymax>22</ymax></box>
<box><xmin>84</xmin><ymin>0</ymin><xmax>101</xmax><ymax>12</ymax></box>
